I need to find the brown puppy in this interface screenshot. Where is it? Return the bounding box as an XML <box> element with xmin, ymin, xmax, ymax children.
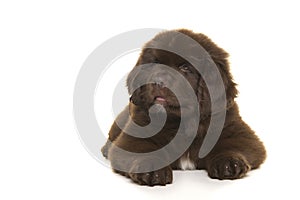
<box><xmin>101</xmin><ymin>29</ymin><xmax>266</xmax><ymax>186</ymax></box>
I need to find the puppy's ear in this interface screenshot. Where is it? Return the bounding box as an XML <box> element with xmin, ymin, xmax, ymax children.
<box><xmin>126</xmin><ymin>58</ymin><xmax>143</xmax><ymax>105</ymax></box>
<box><xmin>196</xmin><ymin>47</ymin><xmax>238</xmax><ymax>115</ymax></box>
<box><xmin>126</xmin><ymin>59</ymin><xmax>140</xmax><ymax>95</ymax></box>
<box><xmin>198</xmin><ymin>33</ymin><xmax>238</xmax><ymax>103</ymax></box>
<box><xmin>215</xmin><ymin>55</ymin><xmax>238</xmax><ymax>105</ymax></box>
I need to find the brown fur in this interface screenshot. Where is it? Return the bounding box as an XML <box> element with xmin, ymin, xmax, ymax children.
<box><xmin>101</xmin><ymin>29</ymin><xmax>266</xmax><ymax>186</ymax></box>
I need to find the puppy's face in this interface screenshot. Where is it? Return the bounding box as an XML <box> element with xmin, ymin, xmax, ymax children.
<box><xmin>127</xmin><ymin>29</ymin><xmax>237</xmax><ymax>118</ymax></box>
<box><xmin>128</xmin><ymin>49</ymin><xmax>200</xmax><ymax>116</ymax></box>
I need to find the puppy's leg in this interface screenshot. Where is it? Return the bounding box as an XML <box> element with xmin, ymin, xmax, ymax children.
<box><xmin>101</xmin><ymin>121</ymin><xmax>121</xmax><ymax>158</ymax></box>
<box><xmin>205</xmin><ymin>121</ymin><xmax>266</xmax><ymax>180</ymax></box>
<box><xmin>108</xmin><ymin>134</ymin><xmax>173</xmax><ymax>186</ymax></box>
<box><xmin>101</xmin><ymin>106</ymin><xmax>129</xmax><ymax>158</ymax></box>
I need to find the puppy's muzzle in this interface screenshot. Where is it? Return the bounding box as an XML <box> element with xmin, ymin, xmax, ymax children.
<box><xmin>149</xmin><ymin>71</ymin><xmax>173</xmax><ymax>88</ymax></box>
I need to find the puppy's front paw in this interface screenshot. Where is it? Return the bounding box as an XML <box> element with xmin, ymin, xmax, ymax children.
<box><xmin>128</xmin><ymin>163</ymin><xmax>172</xmax><ymax>186</ymax></box>
<box><xmin>207</xmin><ymin>154</ymin><xmax>251</xmax><ymax>180</ymax></box>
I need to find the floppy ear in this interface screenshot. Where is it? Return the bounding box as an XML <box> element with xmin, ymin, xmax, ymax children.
<box><xmin>126</xmin><ymin>59</ymin><xmax>141</xmax><ymax>95</ymax></box>
<box><xmin>216</xmin><ymin>55</ymin><xmax>238</xmax><ymax>106</ymax></box>
<box><xmin>196</xmin><ymin>44</ymin><xmax>238</xmax><ymax>116</ymax></box>
<box><xmin>126</xmin><ymin>57</ymin><xmax>144</xmax><ymax>105</ymax></box>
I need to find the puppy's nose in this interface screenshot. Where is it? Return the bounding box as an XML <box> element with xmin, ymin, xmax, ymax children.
<box><xmin>153</xmin><ymin>76</ymin><xmax>165</xmax><ymax>87</ymax></box>
<box><xmin>151</xmin><ymin>72</ymin><xmax>173</xmax><ymax>87</ymax></box>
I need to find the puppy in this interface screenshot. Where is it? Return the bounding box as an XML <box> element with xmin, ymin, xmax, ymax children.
<box><xmin>101</xmin><ymin>29</ymin><xmax>266</xmax><ymax>186</ymax></box>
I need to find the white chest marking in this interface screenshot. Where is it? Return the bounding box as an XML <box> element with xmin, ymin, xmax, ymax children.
<box><xmin>179</xmin><ymin>153</ymin><xmax>196</xmax><ymax>170</ymax></box>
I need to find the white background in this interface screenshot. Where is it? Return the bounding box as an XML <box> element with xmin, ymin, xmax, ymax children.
<box><xmin>1</xmin><ymin>0</ymin><xmax>300</xmax><ymax>199</ymax></box>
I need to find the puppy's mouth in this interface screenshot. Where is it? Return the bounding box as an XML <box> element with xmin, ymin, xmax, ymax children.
<box><xmin>149</xmin><ymin>84</ymin><xmax>180</xmax><ymax>108</ymax></box>
<box><xmin>152</xmin><ymin>94</ymin><xmax>179</xmax><ymax>108</ymax></box>
<box><xmin>154</xmin><ymin>96</ymin><xmax>167</xmax><ymax>105</ymax></box>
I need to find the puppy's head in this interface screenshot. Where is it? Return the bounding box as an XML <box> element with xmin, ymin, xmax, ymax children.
<box><xmin>127</xmin><ymin>29</ymin><xmax>237</xmax><ymax>118</ymax></box>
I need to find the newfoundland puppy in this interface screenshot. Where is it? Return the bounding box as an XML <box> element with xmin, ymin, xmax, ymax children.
<box><xmin>101</xmin><ymin>29</ymin><xmax>266</xmax><ymax>186</ymax></box>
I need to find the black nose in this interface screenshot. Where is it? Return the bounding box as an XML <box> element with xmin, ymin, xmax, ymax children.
<box><xmin>151</xmin><ymin>72</ymin><xmax>173</xmax><ymax>87</ymax></box>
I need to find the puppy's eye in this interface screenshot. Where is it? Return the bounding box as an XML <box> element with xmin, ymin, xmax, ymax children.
<box><xmin>178</xmin><ymin>63</ymin><xmax>192</xmax><ymax>73</ymax></box>
<box><xmin>153</xmin><ymin>58</ymin><xmax>160</xmax><ymax>64</ymax></box>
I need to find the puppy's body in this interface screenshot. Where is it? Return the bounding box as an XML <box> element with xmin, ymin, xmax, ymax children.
<box><xmin>101</xmin><ymin>29</ymin><xmax>266</xmax><ymax>186</ymax></box>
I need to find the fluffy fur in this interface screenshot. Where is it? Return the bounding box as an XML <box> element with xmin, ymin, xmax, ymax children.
<box><xmin>101</xmin><ymin>29</ymin><xmax>266</xmax><ymax>186</ymax></box>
